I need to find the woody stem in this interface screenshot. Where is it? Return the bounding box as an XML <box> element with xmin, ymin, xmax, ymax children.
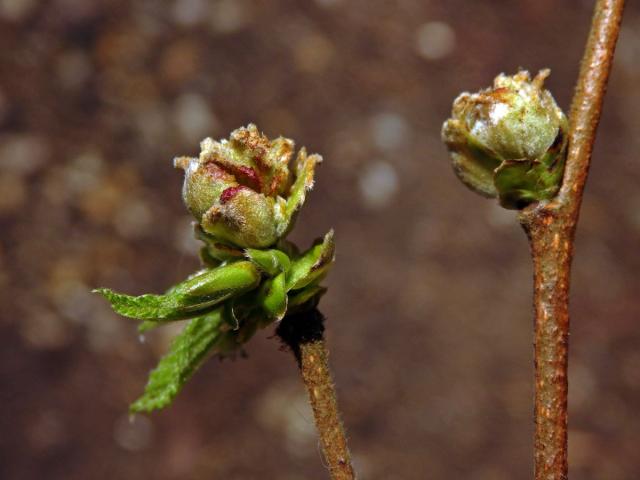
<box><xmin>276</xmin><ymin>309</ymin><xmax>356</xmax><ymax>480</ymax></box>
<box><xmin>519</xmin><ymin>1</ymin><xmax>625</xmax><ymax>478</ymax></box>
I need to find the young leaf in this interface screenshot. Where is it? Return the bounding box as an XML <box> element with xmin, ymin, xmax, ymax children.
<box><xmin>258</xmin><ymin>272</ymin><xmax>288</xmax><ymax>322</ymax></box>
<box><xmin>286</xmin><ymin>230</ymin><xmax>335</xmax><ymax>291</ymax></box>
<box><xmin>93</xmin><ymin>288</ymin><xmax>204</xmax><ymax>321</ymax></box>
<box><xmin>245</xmin><ymin>248</ymin><xmax>291</xmax><ymax>276</ymax></box>
<box><xmin>130</xmin><ymin>309</ymin><xmax>225</xmax><ymax>413</ymax></box>
<box><xmin>277</xmin><ymin>148</ymin><xmax>321</xmax><ymax>236</ymax></box>
<box><xmin>94</xmin><ymin>262</ymin><xmax>260</xmax><ymax>322</ymax></box>
<box><xmin>175</xmin><ymin>261</ymin><xmax>260</xmax><ymax>299</ymax></box>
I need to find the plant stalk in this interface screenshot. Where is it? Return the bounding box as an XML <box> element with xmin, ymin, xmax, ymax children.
<box><xmin>521</xmin><ymin>211</ymin><xmax>572</xmax><ymax>480</ymax></box>
<box><xmin>276</xmin><ymin>309</ymin><xmax>355</xmax><ymax>480</ymax></box>
<box><xmin>519</xmin><ymin>1</ymin><xmax>624</xmax><ymax>479</ymax></box>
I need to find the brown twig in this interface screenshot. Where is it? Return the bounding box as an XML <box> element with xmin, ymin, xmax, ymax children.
<box><xmin>519</xmin><ymin>1</ymin><xmax>625</xmax><ymax>479</ymax></box>
<box><xmin>276</xmin><ymin>309</ymin><xmax>356</xmax><ymax>480</ymax></box>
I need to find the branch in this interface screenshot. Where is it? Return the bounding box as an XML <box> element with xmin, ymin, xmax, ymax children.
<box><xmin>276</xmin><ymin>309</ymin><xmax>356</xmax><ymax>480</ymax></box>
<box><xmin>558</xmin><ymin>0</ymin><xmax>626</xmax><ymax>215</ymax></box>
<box><xmin>519</xmin><ymin>1</ymin><xmax>625</xmax><ymax>479</ymax></box>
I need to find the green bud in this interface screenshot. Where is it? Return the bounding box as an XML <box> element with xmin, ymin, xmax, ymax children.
<box><xmin>442</xmin><ymin>69</ymin><xmax>568</xmax><ymax>209</ymax></box>
<box><xmin>175</xmin><ymin>261</ymin><xmax>260</xmax><ymax>301</ymax></box>
<box><xmin>93</xmin><ymin>261</ymin><xmax>261</xmax><ymax>323</ymax></box>
<box><xmin>286</xmin><ymin>230</ymin><xmax>335</xmax><ymax>291</ymax></box>
<box><xmin>201</xmin><ymin>187</ymin><xmax>284</xmax><ymax>249</ymax></box>
<box><xmin>245</xmin><ymin>248</ymin><xmax>291</xmax><ymax>277</ymax></box>
<box><xmin>95</xmin><ymin>125</ymin><xmax>335</xmax><ymax>414</ymax></box>
<box><xmin>257</xmin><ymin>272</ymin><xmax>288</xmax><ymax>322</ymax></box>
<box><xmin>175</xmin><ymin>124</ymin><xmax>321</xmax><ymax>248</ymax></box>
<box><xmin>94</xmin><ymin>261</ymin><xmax>261</xmax><ymax>324</ymax></box>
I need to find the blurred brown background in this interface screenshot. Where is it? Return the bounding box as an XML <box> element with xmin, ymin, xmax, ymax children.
<box><xmin>1</xmin><ymin>0</ymin><xmax>639</xmax><ymax>479</ymax></box>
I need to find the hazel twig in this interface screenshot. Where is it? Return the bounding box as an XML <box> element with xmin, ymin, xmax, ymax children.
<box><xmin>519</xmin><ymin>1</ymin><xmax>625</xmax><ymax>479</ymax></box>
<box><xmin>441</xmin><ymin>2</ymin><xmax>624</xmax><ymax>477</ymax></box>
<box><xmin>277</xmin><ymin>309</ymin><xmax>355</xmax><ymax>480</ymax></box>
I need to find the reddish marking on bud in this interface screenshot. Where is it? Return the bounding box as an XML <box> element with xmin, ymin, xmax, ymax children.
<box><xmin>253</xmin><ymin>151</ymin><xmax>267</xmax><ymax>169</ymax></box>
<box><xmin>211</xmin><ymin>161</ymin><xmax>263</xmax><ymax>192</ymax></box>
<box><xmin>233</xmin><ymin>165</ymin><xmax>262</xmax><ymax>192</ymax></box>
<box><xmin>220</xmin><ymin>186</ymin><xmax>244</xmax><ymax>204</ymax></box>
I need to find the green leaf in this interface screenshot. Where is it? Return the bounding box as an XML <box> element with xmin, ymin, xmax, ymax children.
<box><xmin>175</xmin><ymin>261</ymin><xmax>260</xmax><ymax>298</ymax></box>
<box><xmin>277</xmin><ymin>148</ymin><xmax>321</xmax><ymax>236</ymax></box>
<box><xmin>286</xmin><ymin>230</ymin><xmax>335</xmax><ymax>291</ymax></box>
<box><xmin>94</xmin><ymin>262</ymin><xmax>260</xmax><ymax>322</ymax></box>
<box><xmin>130</xmin><ymin>309</ymin><xmax>224</xmax><ymax>413</ymax></box>
<box><xmin>93</xmin><ymin>288</ymin><xmax>201</xmax><ymax>321</ymax></box>
<box><xmin>245</xmin><ymin>248</ymin><xmax>291</xmax><ymax>276</ymax></box>
<box><xmin>258</xmin><ymin>272</ymin><xmax>288</xmax><ymax>322</ymax></box>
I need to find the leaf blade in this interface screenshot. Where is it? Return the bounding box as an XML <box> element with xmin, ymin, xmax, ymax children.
<box><xmin>245</xmin><ymin>248</ymin><xmax>291</xmax><ymax>276</ymax></box>
<box><xmin>258</xmin><ymin>272</ymin><xmax>288</xmax><ymax>322</ymax></box>
<box><xmin>286</xmin><ymin>230</ymin><xmax>335</xmax><ymax>291</ymax></box>
<box><xmin>94</xmin><ymin>262</ymin><xmax>260</xmax><ymax>322</ymax></box>
<box><xmin>277</xmin><ymin>149</ymin><xmax>321</xmax><ymax>235</ymax></box>
<box><xmin>130</xmin><ymin>309</ymin><xmax>224</xmax><ymax>413</ymax></box>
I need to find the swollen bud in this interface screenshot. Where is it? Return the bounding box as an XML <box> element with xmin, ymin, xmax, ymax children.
<box><xmin>442</xmin><ymin>70</ymin><xmax>568</xmax><ymax>209</ymax></box>
<box><xmin>175</xmin><ymin>124</ymin><xmax>321</xmax><ymax>249</ymax></box>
